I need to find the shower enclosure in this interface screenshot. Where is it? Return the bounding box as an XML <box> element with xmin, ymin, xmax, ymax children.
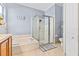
<box><xmin>32</xmin><ymin>15</ymin><xmax>55</xmax><ymax>51</ymax></box>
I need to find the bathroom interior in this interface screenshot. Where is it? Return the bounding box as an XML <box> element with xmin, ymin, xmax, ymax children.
<box><xmin>0</xmin><ymin>3</ymin><xmax>63</xmax><ymax>56</ymax></box>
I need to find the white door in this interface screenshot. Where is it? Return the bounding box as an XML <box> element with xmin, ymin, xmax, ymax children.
<box><xmin>63</xmin><ymin>3</ymin><xmax>78</xmax><ymax>56</ymax></box>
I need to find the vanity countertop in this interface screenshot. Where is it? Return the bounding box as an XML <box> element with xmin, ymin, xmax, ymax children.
<box><xmin>0</xmin><ymin>34</ymin><xmax>12</xmax><ymax>43</ymax></box>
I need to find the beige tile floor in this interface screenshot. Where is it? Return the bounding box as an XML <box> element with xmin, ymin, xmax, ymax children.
<box><xmin>12</xmin><ymin>35</ymin><xmax>64</xmax><ymax>56</ymax></box>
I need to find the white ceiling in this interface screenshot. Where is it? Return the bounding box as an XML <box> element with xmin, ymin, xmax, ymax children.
<box><xmin>19</xmin><ymin>3</ymin><xmax>54</xmax><ymax>11</ymax></box>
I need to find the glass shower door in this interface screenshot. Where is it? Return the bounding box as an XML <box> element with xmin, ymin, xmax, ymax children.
<box><xmin>32</xmin><ymin>16</ymin><xmax>39</xmax><ymax>41</ymax></box>
<box><xmin>39</xmin><ymin>18</ymin><xmax>45</xmax><ymax>45</ymax></box>
<box><xmin>39</xmin><ymin>16</ymin><xmax>55</xmax><ymax>51</ymax></box>
<box><xmin>32</xmin><ymin>16</ymin><xmax>55</xmax><ymax>51</ymax></box>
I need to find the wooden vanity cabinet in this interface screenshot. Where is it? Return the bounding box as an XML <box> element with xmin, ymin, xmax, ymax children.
<box><xmin>0</xmin><ymin>35</ymin><xmax>12</xmax><ymax>56</ymax></box>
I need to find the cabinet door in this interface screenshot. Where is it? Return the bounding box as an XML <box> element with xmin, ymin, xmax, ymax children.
<box><xmin>0</xmin><ymin>40</ymin><xmax>9</xmax><ymax>56</ymax></box>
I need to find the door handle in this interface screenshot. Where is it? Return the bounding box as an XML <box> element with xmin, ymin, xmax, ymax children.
<box><xmin>72</xmin><ymin>36</ymin><xmax>74</xmax><ymax>39</ymax></box>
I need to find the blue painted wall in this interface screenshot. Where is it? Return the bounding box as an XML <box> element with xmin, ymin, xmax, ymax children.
<box><xmin>6</xmin><ymin>4</ymin><xmax>44</xmax><ymax>35</ymax></box>
<box><xmin>45</xmin><ymin>4</ymin><xmax>63</xmax><ymax>38</ymax></box>
<box><xmin>55</xmin><ymin>4</ymin><xmax>63</xmax><ymax>38</ymax></box>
